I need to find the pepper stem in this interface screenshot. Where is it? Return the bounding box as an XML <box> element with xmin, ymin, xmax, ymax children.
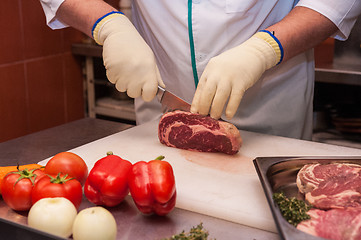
<box><xmin>155</xmin><ymin>155</ymin><xmax>165</xmax><ymax>160</ymax></box>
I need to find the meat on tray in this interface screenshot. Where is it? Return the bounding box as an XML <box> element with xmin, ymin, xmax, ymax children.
<box><xmin>297</xmin><ymin>208</ymin><xmax>361</xmax><ymax>240</ymax></box>
<box><xmin>158</xmin><ymin>110</ymin><xmax>242</xmax><ymax>155</ymax></box>
<box><xmin>296</xmin><ymin>163</ymin><xmax>361</xmax><ymax>209</ymax></box>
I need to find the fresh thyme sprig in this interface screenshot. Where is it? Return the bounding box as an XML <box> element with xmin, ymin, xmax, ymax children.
<box><xmin>273</xmin><ymin>192</ymin><xmax>312</xmax><ymax>227</ymax></box>
<box><xmin>162</xmin><ymin>223</ymin><xmax>215</xmax><ymax>240</ymax></box>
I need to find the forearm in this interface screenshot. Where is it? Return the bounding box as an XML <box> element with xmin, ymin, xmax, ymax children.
<box><xmin>266</xmin><ymin>6</ymin><xmax>338</xmax><ymax>62</ymax></box>
<box><xmin>56</xmin><ymin>0</ymin><xmax>116</xmax><ymax>37</ymax></box>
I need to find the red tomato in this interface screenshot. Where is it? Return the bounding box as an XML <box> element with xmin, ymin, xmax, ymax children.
<box><xmin>32</xmin><ymin>173</ymin><xmax>83</xmax><ymax>209</ymax></box>
<box><xmin>1</xmin><ymin>168</ymin><xmax>45</xmax><ymax>211</ymax></box>
<box><xmin>44</xmin><ymin>152</ymin><xmax>88</xmax><ymax>185</ymax></box>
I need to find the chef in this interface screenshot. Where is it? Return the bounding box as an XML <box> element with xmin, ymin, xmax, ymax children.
<box><xmin>40</xmin><ymin>0</ymin><xmax>360</xmax><ymax>140</ymax></box>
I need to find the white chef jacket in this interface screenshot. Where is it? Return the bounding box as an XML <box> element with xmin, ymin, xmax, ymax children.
<box><xmin>41</xmin><ymin>0</ymin><xmax>361</xmax><ymax>140</ymax></box>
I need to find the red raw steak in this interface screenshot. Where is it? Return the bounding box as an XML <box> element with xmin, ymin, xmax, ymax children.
<box><xmin>158</xmin><ymin>111</ymin><xmax>242</xmax><ymax>155</ymax></box>
<box><xmin>297</xmin><ymin>208</ymin><xmax>361</xmax><ymax>240</ymax></box>
<box><xmin>297</xmin><ymin>163</ymin><xmax>361</xmax><ymax>209</ymax></box>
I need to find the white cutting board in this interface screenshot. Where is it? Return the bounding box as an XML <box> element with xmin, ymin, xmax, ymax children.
<box><xmin>38</xmin><ymin>120</ymin><xmax>361</xmax><ymax>233</ymax></box>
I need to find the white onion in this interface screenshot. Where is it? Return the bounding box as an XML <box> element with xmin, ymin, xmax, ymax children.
<box><xmin>72</xmin><ymin>206</ymin><xmax>117</xmax><ymax>240</ymax></box>
<box><xmin>28</xmin><ymin>197</ymin><xmax>77</xmax><ymax>238</ymax></box>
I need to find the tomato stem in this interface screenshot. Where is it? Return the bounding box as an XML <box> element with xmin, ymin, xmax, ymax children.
<box><xmin>10</xmin><ymin>168</ymin><xmax>41</xmax><ymax>187</ymax></box>
<box><xmin>49</xmin><ymin>173</ymin><xmax>74</xmax><ymax>184</ymax></box>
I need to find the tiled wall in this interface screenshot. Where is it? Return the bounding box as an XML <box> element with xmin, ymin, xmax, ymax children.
<box><xmin>0</xmin><ymin>0</ymin><xmax>87</xmax><ymax>142</ymax></box>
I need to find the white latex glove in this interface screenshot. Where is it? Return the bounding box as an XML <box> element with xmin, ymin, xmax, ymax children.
<box><xmin>191</xmin><ymin>31</ymin><xmax>282</xmax><ymax>119</ymax></box>
<box><xmin>93</xmin><ymin>13</ymin><xmax>165</xmax><ymax>102</ymax></box>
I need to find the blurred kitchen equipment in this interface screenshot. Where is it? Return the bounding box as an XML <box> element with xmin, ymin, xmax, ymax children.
<box><xmin>313</xmin><ymin>16</ymin><xmax>361</xmax><ymax>148</ymax></box>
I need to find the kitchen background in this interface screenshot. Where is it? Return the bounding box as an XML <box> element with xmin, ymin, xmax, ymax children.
<box><xmin>0</xmin><ymin>0</ymin><xmax>119</xmax><ymax>142</ymax></box>
<box><xmin>1</xmin><ymin>1</ymin><xmax>360</xmax><ymax>148</ymax></box>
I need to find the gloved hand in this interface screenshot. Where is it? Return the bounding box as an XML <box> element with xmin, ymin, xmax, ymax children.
<box><xmin>93</xmin><ymin>12</ymin><xmax>165</xmax><ymax>102</ymax></box>
<box><xmin>191</xmin><ymin>30</ymin><xmax>283</xmax><ymax>119</ymax></box>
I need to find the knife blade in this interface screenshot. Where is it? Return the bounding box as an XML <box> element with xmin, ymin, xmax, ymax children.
<box><xmin>157</xmin><ymin>86</ymin><xmax>191</xmax><ymax>112</ymax></box>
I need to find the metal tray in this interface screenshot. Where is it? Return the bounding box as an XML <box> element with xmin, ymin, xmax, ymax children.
<box><xmin>253</xmin><ymin>156</ymin><xmax>361</xmax><ymax>240</ymax></box>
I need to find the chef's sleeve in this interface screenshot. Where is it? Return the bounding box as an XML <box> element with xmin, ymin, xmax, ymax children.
<box><xmin>39</xmin><ymin>0</ymin><xmax>68</xmax><ymax>29</ymax></box>
<box><xmin>297</xmin><ymin>0</ymin><xmax>361</xmax><ymax>40</ymax></box>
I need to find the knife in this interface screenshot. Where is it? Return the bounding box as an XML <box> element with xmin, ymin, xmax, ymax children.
<box><xmin>157</xmin><ymin>86</ymin><xmax>191</xmax><ymax>112</ymax></box>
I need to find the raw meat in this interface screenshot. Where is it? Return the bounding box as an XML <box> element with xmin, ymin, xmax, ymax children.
<box><xmin>296</xmin><ymin>163</ymin><xmax>361</xmax><ymax>209</ymax></box>
<box><xmin>297</xmin><ymin>208</ymin><xmax>361</xmax><ymax>240</ymax></box>
<box><xmin>158</xmin><ymin>110</ymin><xmax>242</xmax><ymax>155</ymax></box>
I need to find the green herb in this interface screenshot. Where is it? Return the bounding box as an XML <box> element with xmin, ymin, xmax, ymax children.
<box><xmin>161</xmin><ymin>223</ymin><xmax>215</xmax><ymax>240</ymax></box>
<box><xmin>273</xmin><ymin>192</ymin><xmax>312</xmax><ymax>227</ymax></box>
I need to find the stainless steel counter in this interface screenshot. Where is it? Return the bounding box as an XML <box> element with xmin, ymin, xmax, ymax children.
<box><xmin>0</xmin><ymin>118</ymin><xmax>279</xmax><ymax>240</ymax></box>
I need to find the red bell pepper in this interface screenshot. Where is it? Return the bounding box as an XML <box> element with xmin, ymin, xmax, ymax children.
<box><xmin>84</xmin><ymin>152</ymin><xmax>132</xmax><ymax>207</ymax></box>
<box><xmin>128</xmin><ymin>156</ymin><xmax>176</xmax><ymax>216</ymax></box>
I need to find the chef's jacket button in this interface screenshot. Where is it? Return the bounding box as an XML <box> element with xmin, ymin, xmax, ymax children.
<box><xmin>193</xmin><ymin>0</ymin><xmax>201</xmax><ymax>4</ymax></box>
<box><xmin>196</xmin><ymin>53</ymin><xmax>206</xmax><ymax>62</ymax></box>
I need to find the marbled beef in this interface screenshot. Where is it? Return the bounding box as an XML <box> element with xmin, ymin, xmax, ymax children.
<box><xmin>297</xmin><ymin>208</ymin><xmax>361</xmax><ymax>240</ymax></box>
<box><xmin>158</xmin><ymin>110</ymin><xmax>242</xmax><ymax>155</ymax></box>
<box><xmin>297</xmin><ymin>163</ymin><xmax>361</xmax><ymax>209</ymax></box>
